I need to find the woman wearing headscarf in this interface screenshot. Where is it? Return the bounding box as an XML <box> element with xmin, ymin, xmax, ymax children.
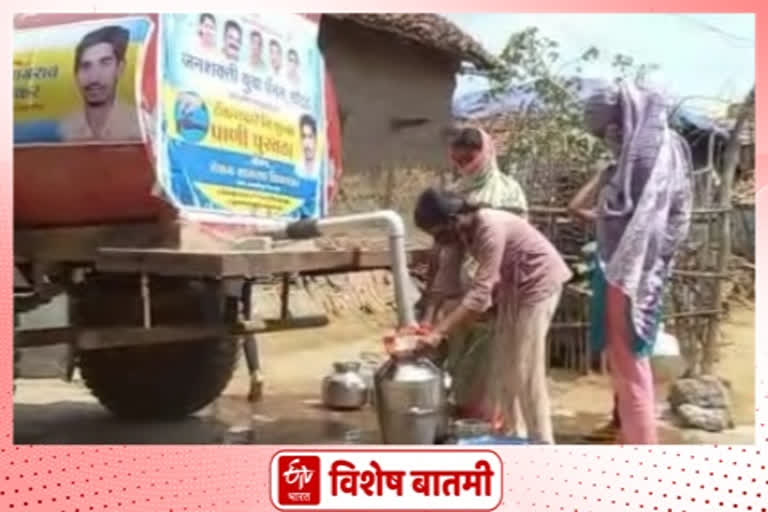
<box><xmin>569</xmin><ymin>80</ymin><xmax>693</xmax><ymax>444</ymax></box>
<box><xmin>422</xmin><ymin>126</ymin><xmax>528</xmax><ymax>320</ymax></box>
<box><xmin>419</xmin><ymin>126</ymin><xmax>529</xmax><ymax>433</ymax></box>
<box><xmin>409</xmin><ymin>187</ymin><xmax>572</xmax><ymax>444</ymax></box>
<box><xmin>447</xmin><ymin>126</ymin><xmax>528</xmax><ymax>215</ymax></box>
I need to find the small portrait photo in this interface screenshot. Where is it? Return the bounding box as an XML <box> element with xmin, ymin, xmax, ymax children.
<box><xmin>197</xmin><ymin>13</ymin><xmax>217</xmax><ymax>53</ymax></box>
<box><xmin>59</xmin><ymin>24</ymin><xmax>141</xmax><ymax>142</ymax></box>
<box><xmin>250</xmin><ymin>30</ymin><xmax>265</xmax><ymax>70</ymax></box>
<box><xmin>287</xmin><ymin>48</ymin><xmax>300</xmax><ymax>86</ymax></box>
<box><xmin>222</xmin><ymin>19</ymin><xmax>242</xmax><ymax>62</ymax></box>
<box><xmin>269</xmin><ymin>38</ymin><xmax>283</xmax><ymax>76</ymax></box>
<box><xmin>298</xmin><ymin>113</ymin><xmax>318</xmax><ymax>177</ymax></box>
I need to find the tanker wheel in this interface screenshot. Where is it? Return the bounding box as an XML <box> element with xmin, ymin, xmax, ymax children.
<box><xmin>71</xmin><ymin>274</ymin><xmax>240</xmax><ymax>420</ymax></box>
<box><xmin>78</xmin><ymin>338</ymin><xmax>238</xmax><ymax>419</ymax></box>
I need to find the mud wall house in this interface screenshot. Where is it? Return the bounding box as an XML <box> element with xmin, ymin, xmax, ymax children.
<box><xmin>318</xmin><ymin>14</ymin><xmax>496</xmax><ymax>212</ymax></box>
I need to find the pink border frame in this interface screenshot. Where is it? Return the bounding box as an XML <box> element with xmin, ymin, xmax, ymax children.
<box><xmin>3</xmin><ymin>4</ymin><xmax>763</xmax><ymax>512</ymax></box>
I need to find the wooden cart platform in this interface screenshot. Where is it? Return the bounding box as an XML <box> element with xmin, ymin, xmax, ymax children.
<box><xmin>14</xmin><ymin>222</ymin><xmax>431</xmax><ymax>277</ymax></box>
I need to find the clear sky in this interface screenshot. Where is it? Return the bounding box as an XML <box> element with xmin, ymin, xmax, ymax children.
<box><xmin>445</xmin><ymin>13</ymin><xmax>755</xmax><ymax>116</ymax></box>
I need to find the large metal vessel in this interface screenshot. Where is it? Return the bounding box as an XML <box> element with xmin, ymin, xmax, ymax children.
<box><xmin>374</xmin><ymin>355</ymin><xmax>448</xmax><ymax>444</ymax></box>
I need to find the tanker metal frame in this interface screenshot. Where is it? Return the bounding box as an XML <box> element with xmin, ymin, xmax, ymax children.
<box><xmin>13</xmin><ymin>13</ymin><xmax>427</xmax><ymax>421</ymax></box>
<box><xmin>14</xmin><ymin>218</ymin><xmax>427</xmax><ymax>419</ymax></box>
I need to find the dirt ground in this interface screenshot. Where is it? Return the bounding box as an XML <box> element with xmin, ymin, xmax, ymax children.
<box><xmin>13</xmin><ymin>304</ymin><xmax>754</xmax><ymax>445</ymax></box>
<box><xmin>714</xmin><ymin>306</ymin><xmax>756</xmax><ymax>426</ymax></box>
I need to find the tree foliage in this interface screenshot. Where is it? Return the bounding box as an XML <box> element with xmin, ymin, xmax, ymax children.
<box><xmin>486</xmin><ymin>27</ymin><xmax>659</xmax><ymax>204</ymax></box>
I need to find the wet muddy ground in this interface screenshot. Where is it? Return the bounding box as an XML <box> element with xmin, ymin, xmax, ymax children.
<box><xmin>13</xmin><ymin>307</ymin><xmax>754</xmax><ymax>445</ymax></box>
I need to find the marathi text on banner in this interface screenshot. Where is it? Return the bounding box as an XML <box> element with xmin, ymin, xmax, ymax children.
<box><xmin>159</xmin><ymin>13</ymin><xmax>328</xmax><ymax>220</ymax></box>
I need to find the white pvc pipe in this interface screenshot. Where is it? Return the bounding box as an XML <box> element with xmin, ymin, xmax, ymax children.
<box><xmin>315</xmin><ymin>210</ymin><xmax>405</xmax><ymax>237</ymax></box>
<box><xmin>277</xmin><ymin>210</ymin><xmax>416</xmax><ymax>328</ymax></box>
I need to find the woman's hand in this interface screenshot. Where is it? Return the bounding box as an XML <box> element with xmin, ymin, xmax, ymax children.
<box><xmin>383</xmin><ymin>324</ymin><xmax>434</xmax><ymax>359</ymax></box>
<box><xmin>417</xmin><ymin>330</ymin><xmax>446</xmax><ymax>351</ymax></box>
<box><xmin>568</xmin><ymin>170</ymin><xmax>602</xmax><ymax>223</ymax></box>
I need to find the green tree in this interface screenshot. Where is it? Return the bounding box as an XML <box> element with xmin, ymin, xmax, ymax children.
<box><xmin>486</xmin><ymin>27</ymin><xmax>658</xmax><ymax>204</ymax></box>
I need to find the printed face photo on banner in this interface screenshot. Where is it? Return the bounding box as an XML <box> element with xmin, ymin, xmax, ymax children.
<box><xmin>161</xmin><ymin>13</ymin><xmax>327</xmax><ymax>220</ymax></box>
<box><xmin>223</xmin><ymin>19</ymin><xmax>242</xmax><ymax>62</ymax></box>
<box><xmin>269</xmin><ymin>38</ymin><xmax>283</xmax><ymax>76</ymax></box>
<box><xmin>13</xmin><ymin>17</ymin><xmax>151</xmax><ymax>144</ymax></box>
<box><xmin>250</xmin><ymin>30</ymin><xmax>265</xmax><ymax>69</ymax></box>
<box><xmin>192</xmin><ymin>12</ymin><xmax>303</xmax><ymax>86</ymax></box>
<box><xmin>287</xmin><ymin>47</ymin><xmax>300</xmax><ymax>85</ymax></box>
<box><xmin>299</xmin><ymin>113</ymin><xmax>318</xmax><ymax>177</ymax></box>
<box><xmin>197</xmin><ymin>13</ymin><xmax>216</xmax><ymax>52</ymax></box>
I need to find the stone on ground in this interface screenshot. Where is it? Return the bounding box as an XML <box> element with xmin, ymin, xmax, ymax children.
<box><xmin>668</xmin><ymin>375</ymin><xmax>733</xmax><ymax>433</ymax></box>
<box><xmin>677</xmin><ymin>404</ymin><xmax>734</xmax><ymax>432</ymax></box>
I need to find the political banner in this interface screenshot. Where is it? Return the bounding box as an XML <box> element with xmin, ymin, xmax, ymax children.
<box><xmin>13</xmin><ymin>16</ymin><xmax>152</xmax><ymax>145</ymax></box>
<box><xmin>159</xmin><ymin>13</ymin><xmax>328</xmax><ymax>220</ymax></box>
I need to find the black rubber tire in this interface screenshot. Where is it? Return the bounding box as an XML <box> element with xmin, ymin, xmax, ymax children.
<box><xmin>71</xmin><ymin>274</ymin><xmax>240</xmax><ymax>420</ymax></box>
<box><xmin>78</xmin><ymin>337</ymin><xmax>238</xmax><ymax>419</ymax></box>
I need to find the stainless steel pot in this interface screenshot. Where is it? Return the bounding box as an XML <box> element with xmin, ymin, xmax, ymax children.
<box><xmin>374</xmin><ymin>355</ymin><xmax>449</xmax><ymax>444</ymax></box>
<box><xmin>359</xmin><ymin>352</ymin><xmax>385</xmax><ymax>407</ymax></box>
<box><xmin>322</xmin><ymin>361</ymin><xmax>368</xmax><ymax>410</ymax></box>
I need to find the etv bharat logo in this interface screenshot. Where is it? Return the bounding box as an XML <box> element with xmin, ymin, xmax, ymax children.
<box><xmin>277</xmin><ymin>455</ymin><xmax>321</xmax><ymax>506</ymax></box>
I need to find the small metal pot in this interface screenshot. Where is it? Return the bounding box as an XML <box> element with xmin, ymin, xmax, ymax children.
<box><xmin>322</xmin><ymin>361</ymin><xmax>368</xmax><ymax>410</ymax></box>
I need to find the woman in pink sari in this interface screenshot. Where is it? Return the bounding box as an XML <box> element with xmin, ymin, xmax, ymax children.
<box><xmin>570</xmin><ymin>80</ymin><xmax>693</xmax><ymax>444</ymax></box>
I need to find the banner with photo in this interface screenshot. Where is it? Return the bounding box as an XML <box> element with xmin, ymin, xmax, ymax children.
<box><xmin>159</xmin><ymin>13</ymin><xmax>328</xmax><ymax>220</ymax></box>
<box><xmin>13</xmin><ymin>16</ymin><xmax>152</xmax><ymax>145</ymax></box>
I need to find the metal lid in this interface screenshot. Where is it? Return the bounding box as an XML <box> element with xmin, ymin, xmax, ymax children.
<box><xmin>390</xmin><ymin>360</ymin><xmax>439</xmax><ymax>382</ymax></box>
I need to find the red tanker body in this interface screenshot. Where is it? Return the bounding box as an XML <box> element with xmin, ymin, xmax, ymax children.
<box><xmin>12</xmin><ymin>13</ymin><xmax>362</xmax><ymax>421</ymax></box>
<box><xmin>13</xmin><ymin>13</ymin><xmax>343</xmax><ymax>228</ymax></box>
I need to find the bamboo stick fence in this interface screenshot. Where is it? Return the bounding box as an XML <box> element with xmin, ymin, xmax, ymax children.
<box><xmin>528</xmin><ymin>88</ymin><xmax>754</xmax><ymax>377</ymax></box>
